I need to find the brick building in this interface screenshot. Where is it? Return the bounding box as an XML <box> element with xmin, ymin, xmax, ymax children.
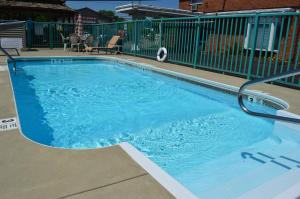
<box><xmin>177</xmin><ymin>0</ymin><xmax>300</xmax><ymax>79</ymax></box>
<box><xmin>179</xmin><ymin>0</ymin><xmax>300</xmax><ymax>13</ymax></box>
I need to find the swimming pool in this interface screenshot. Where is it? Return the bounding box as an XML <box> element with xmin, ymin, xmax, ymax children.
<box><xmin>9</xmin><ymin>57</ymin><xmax>300</xmax><ymax>199</ymax></box>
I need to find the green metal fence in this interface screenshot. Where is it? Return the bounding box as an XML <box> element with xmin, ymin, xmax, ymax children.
<box><xmin>25</xmin><ymin>12</ymin><xmax>300</xmax><ymax>88</ymax></box>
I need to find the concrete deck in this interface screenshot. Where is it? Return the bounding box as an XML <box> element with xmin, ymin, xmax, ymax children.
<box><xmin>0</xmin><ymin>49</ymin><xmax>299</xmax><ymax>199</ymax></box>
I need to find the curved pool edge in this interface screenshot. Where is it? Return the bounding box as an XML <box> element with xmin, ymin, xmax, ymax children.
<box><xmin>4</xmin><ymin>57</ymin><xmax>197</xmax><ymax>199</ymax></box>
<box><xmin>1</xmin><ymin>60</ymin><xmax>176</xmax><ymax>199</ymax></box>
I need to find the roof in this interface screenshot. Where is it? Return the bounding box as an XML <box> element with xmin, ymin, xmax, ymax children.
<box><xmin>116</xmin><ymin>4</ymin><xmax>200</xmax><ymax>18</ymax></box>
<box><xmin>0</xmin><ymin>21</ymin><xmax>25</xmax><ymax>32</ymax></box>
<box><xmin>205</xmin><ymin>7</ymin><xmax>296</xmax><ymax>15</ymax></box>
<box><xmin>76</xmin><ymin>7</ymin><xmax>99</xmax><ymax>17</ymax></box>
<box><xmin>11</xmin><ymin>0</ymin><xmax>66</xmax><ymax>3</ymax></box>
<box><xmin>0</xmin><ymin>0</ymin><xmax>74</xmax><ymax>12</ymax></box>
<box><xmin>75</xmin><ymin>7</ymin><xmax>113</xmax><ymax>22</ymax></box>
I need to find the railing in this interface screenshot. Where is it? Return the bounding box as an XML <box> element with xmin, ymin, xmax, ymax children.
<box><xmin>25</xmin><ymin>12</ymin><xmax>300</xmax><ymax>88</ymax></box>
<box><xmin>0</xmin><ymin>44</ymin><xmax>14</xmax><ymax>61</ymax></box>
<box><xmin>0</xmin><ymin>44</ymin><xmax>16</xmax><ymax>71</ymax></box>
<box><xmin>238</xmin><ymin>68</ymin><xmax>300</xmax><ymax>123</ymax></box>
<box><xmin>0</xmin><ymin>21</ymin><xmax>18</xmax><ymax>71</ymax></box>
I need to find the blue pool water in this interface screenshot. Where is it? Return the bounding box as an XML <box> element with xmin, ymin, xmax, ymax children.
<box><xmin>10</xmin><ymin>59</ymin><xmax>300</xmax><ymax>198</ymax></box>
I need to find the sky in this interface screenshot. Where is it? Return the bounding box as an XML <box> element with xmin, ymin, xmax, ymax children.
<box><xmin>66</xmin><ymin>0</ymin><xmax>179</xmax><ymax>11</ymax></box>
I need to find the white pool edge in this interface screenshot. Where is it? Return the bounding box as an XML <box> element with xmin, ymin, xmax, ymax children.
<box><xmin>119</xmin><ymin>142</ymin><xmax>199</xmax><ymax>199</ymax></box>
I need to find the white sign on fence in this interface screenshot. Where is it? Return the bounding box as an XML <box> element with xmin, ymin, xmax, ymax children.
<box><xmin>0</xmin><ymin>38</ymin><xmax>23</xmax><ymax>49</ymax></box>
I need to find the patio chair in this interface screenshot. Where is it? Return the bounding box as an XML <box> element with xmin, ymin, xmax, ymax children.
<box><xmin>85</xmin><ymin>35</ymin><xmax>121</xmax><ymax>54</ymax></box>
<box><xmin>69</xmin><ymin>33</ymin><xmax>81</xmax><ymax>52</ymax></box>
<box><xmin>84</xmin><ymin>35</ymin><xmax>97</xmax><ymax>53</ymax></box>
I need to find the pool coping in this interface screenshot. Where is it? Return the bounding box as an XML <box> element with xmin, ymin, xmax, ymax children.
<box><xmin>7</xmin><ymin>56</ymin><xmax>300</xmax><ymax>199</ymax></box>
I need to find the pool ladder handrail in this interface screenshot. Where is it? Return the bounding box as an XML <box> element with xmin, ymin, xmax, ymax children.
<box><xmin>0</xmin><ymin>21</ymin><xmax>24</xmax><ymax>72</ymax></box>
<box><xmin>0</xmin><ymin>43</ymin><xmax>16</xmax><ymax>72</ymax></box>
<box><xmin>238</xmin><ymin>68</ymin><xmax>300</xmax><ymax>124</ymax></box>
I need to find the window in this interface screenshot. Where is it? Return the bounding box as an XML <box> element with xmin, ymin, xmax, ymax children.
<box><xmin>191</xmin><ymin>4</ymin><xmax>198</xmax><ymax>11</ymax></box>
<box><xmin>244</xmin><ymin>17</ymin><xmax>279</xmax><ymax>51</ymax></box>
<box><xmin>190</xmin><ymin>0</ymin><xmax>203</xmax><ymax>11</ymax></box>
<box><xmin>191</xmin><ymin>0</ymin><xmax>203</xmax><ymax>4</ymax></box>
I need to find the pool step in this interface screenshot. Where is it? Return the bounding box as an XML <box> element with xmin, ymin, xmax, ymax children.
<box><xmin>236</xmin><ymin>149</ymin><xmax>300</xmax><ymax>199</ymax></box>
<box><xmin>200</xmin><ymin>160</ymin><xmax>287</xmax><ymax>199</ymax></box>
<box><xmin>236</xmin><ymin>168</ymin><xmax>300</xmax><ymax>199</ymax></box>
<box><xmin>200</xmin><ymin>149</ymin><xmax>300</xmax><ymax>199</ymax></box>
<box><xmin>177</xmin><ymin>138</ymin><xmax>298</xmax><ymax>196</ymax></box>
<box><xmin>273</xmin><ymin>180</ymin><xmax>300</xmax><ymax>199</ymax></box>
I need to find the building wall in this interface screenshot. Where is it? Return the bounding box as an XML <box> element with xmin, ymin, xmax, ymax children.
<box><xmin>179</xmin><ymin>0</ymin><xmax>300</xmax><ymax>13</ymax></box>
<box><xmin>179</xmin><ymin>0</ymin><xmax>191</xmax><ymax>10</ymax></box>
<box><xmin>279</xmin><ymin>18</ymin><xmax>300</xmax><ymax>63</ymax></box>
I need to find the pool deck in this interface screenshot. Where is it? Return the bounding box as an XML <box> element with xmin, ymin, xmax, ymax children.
<box><xmin>0</xmin><ymin>49</ymin><xmax>299</xmax><ymax>199</ymax></box>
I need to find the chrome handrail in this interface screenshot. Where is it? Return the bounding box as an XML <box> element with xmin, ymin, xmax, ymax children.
<box><xmin>238</xmin><ymin>68</ymin><xmax>300</xmax><ymax>124</ymax></box>
<box><xmin>0</xmin><ymin>21</ymin><xmax>24</xmax><ymax>72</ymax></box>
<box><xmin>0</xmin><ymin>44</ymin><xmax>16</xmax><ymax>72</ymax></box>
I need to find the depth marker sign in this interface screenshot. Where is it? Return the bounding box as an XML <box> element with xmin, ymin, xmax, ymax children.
<box><xmin>0</xmin><ymin>117</ymin><xmax>18</xmax><ymax>132</ymax></box>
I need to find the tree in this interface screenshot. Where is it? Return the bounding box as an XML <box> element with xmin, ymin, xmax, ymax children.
<box><xmin>98</xmin><ymin>10</ymin><xmax>124</xmax><ymax>22</ymax></box>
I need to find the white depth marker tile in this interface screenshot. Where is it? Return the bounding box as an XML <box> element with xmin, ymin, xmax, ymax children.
<box><xmin>0</xmin><ymin>117</ymin><xmax>18</xmax><ymax>132</ymax></box>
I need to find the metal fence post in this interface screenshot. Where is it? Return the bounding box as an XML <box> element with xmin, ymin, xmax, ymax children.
<box><xmin>134</xmin><ymin>20</ymin><xmax>137</xmax><ymax>56</ymax></box>
<box><xmin>49</xmin><ymin>23</ymin><xmax>54</xmax><ymax>49</ymax></box>
<box><xmin>247</xmin><ymin>14</ymin><xmax>259</xmax><ymax>79</ymax></box>
<box><xmin>101</xmin><ymin>24</ymin><xmax>104</xmax><ymax>46</ymax></box>
<box><xmin>193</xmin><ymin>16</ymin><xmax>201</xmax><ymax>68</ymax></box>
<box><xmin>116</xmin><ymin>23</ymin><xmax>119</xmax><ymax>35</ymax></box>
<box><xmin>26</xmin><ymin>20</ymin><xmax>32</xmax><ymax>48</ymax></box>
<box><xmin>159</xmin><ymin>18</ymin><xmax>163</xmax><ymax>48</ymax></box>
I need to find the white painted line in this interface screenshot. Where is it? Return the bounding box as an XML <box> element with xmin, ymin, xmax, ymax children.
<box><xmin>0</xmin><ymin>117</ymin><xmax>18</xmax><ymax>132</ymax></box>
<box><xmin>119</xmin><ymin>142</ymin><xmax>199</xmax><ymax>199</ymax></box>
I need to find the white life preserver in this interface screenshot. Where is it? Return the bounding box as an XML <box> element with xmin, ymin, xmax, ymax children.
<box><xmin>157</xmin><ymin>47</ymin><xmax>167</xmax><ymax>62</ymax></box>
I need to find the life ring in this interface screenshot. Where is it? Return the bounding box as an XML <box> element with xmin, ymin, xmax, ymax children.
<box><xmin>157</xmin><ymin>47</ymin><xmax>167</xmax><ymax>62</ymax></box>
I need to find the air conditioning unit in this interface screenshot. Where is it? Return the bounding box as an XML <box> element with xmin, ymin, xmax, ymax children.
<box><xmin>191</xmin><ymin>4</ymin><xmax>198</xmax><ymax>11</ymax></box>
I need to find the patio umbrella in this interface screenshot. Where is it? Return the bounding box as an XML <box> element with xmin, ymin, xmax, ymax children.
<box><xmin>75</xmin><ymin>14</ymin><xmax>83</xmax><ymax>37</ymax></box>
